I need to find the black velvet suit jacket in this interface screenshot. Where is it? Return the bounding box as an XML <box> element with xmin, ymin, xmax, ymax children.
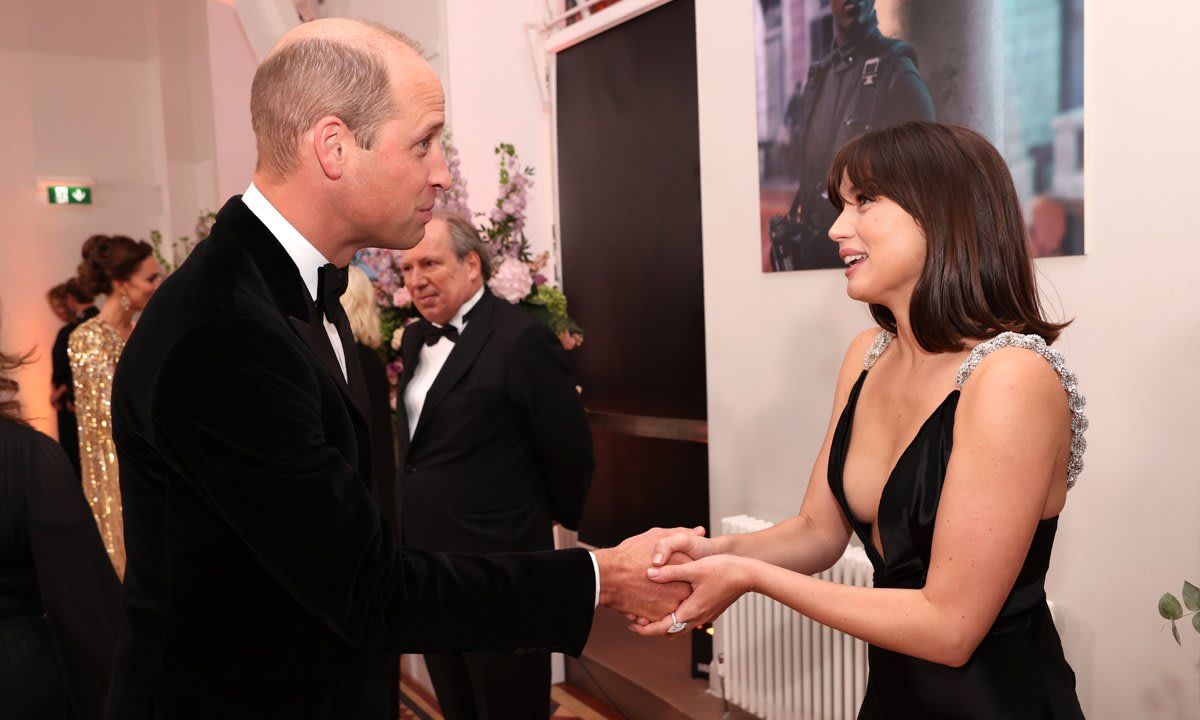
<box><xmin>106</xmin><ymin>197</ymin><xmax>595</xmax><ymax>720</ymax></box>
<box><xmin>397</xmin><ymin>290</ymin><xmax>594</xmax><ymax>554</ymax></box>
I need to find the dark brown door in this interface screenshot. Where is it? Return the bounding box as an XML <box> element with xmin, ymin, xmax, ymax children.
<box><xmin>556</xmin><ymin>0</ymin><xmax>707</xmax><ymax>547</ymax></box>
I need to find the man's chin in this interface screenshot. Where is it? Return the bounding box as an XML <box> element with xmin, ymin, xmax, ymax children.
<box><xmin>368</xmin><ymin>224</ymin><xmax>426</xmax><ymax>251</ymax></box>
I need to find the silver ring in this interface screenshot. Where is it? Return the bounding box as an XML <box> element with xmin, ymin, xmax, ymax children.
<box><xmin>668</xmin><ymin>612</ymin><xmax>687</xmax><ymax>634</ymax></box>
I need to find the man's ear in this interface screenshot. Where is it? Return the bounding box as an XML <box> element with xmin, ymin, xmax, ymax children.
<box><xmin>466</xmin><ymin>250</ymin><xmax>482</xmax><ymax>281</ymax></box>
<box><xmin>312</xmin><ymin>115</ymin><xmax>351</xmax><ymax>180</ymax></box>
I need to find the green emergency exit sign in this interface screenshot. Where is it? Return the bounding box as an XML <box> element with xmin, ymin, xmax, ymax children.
<box><xmin>47</xmin><ymin>185</ymin><xmax>91</xmax><ymax>205</ymax></box>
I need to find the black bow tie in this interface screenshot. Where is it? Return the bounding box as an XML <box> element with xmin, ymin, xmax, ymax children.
<box><xmin>315</xmin><ymin>263</ymin><xmax>349</xmax><ymax>323</ymax></box>
<box><xmin>423</xmin><ymin>323</ymin><xmax>460</xmax><ymax>346</ymax></box>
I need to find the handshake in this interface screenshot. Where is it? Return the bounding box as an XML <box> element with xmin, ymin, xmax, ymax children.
<box><xmin>593</xmin><ymin>526</ymin><xmax>751</xmax><ymax>638</ymax></box>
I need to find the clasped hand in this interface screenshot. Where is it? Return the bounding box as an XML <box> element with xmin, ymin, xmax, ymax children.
<box><xmin>623</xmin><ymin>527</ymin><xmax>755</xmax><ymax>637</ymax></box>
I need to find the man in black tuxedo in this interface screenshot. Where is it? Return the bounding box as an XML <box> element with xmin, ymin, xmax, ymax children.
<box><xmin>396</xmin><ymin>212</ymin><xmax>593</xmax><ymax>719</ymax></box>
<box><xmin>50</xmin><ymin>278</ymin><xmax>98</xmax><ymax>477</ymax></box>
<box><xmin>107</xmin><ymin>18</ymin><xmax>690</xmax><ymax>720</ymax></box>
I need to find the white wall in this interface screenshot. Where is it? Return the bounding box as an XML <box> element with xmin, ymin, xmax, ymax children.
<box><xmin>437</xmin><ymin>3</ymin><xmax>1200</xmax><ymax>715</ymax></box>
<box><xmin>323</xmin><ymin>0</ymin><xmax>449</xmax><ymax>80</ymax></box>
<box><xmin>696</xmin><ymin>1</ymin><xmax>1200</xmax><ymax>718</ymax></box>
<box><xmin>206</xmin><ymin>0</ymin><xmax>258</xmax><ymax>203</ymax></box>
<box><xmin>443</xmin><ymin>0</ymin><xmax>557</xmax><ymax>261</ymax></box>
<box><xmin>0</xmin><ymin>0</ymin><xmax>174</xmax><ymax>437</ymax></box>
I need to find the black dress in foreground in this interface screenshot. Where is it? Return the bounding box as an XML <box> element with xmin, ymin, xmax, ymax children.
<box><xmin>826</xmin><ymin>333</ymin><xmax>1086</xmax><ymax>719</ymax></box>
<box><xmin>0</xmin><ymin>417</ymin><xmax>122</xmax><ymax>720</ymax></box>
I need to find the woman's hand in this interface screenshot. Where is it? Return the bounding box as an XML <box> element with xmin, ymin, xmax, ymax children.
<box><xmin>627</xmin><ymin>554</ymin><xmax>758</xmax><ymax>636</ymax></box>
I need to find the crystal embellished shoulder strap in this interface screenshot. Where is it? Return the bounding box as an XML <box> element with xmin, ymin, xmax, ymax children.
<box><xmin>955</xmin><ymin>332</ymin><xmax>1088</xmax><ymax>488</ymax></box>
<box><xmin>863</xmin><ymin>331</ymin><xmax>895</xmax><ymax>370</ymax></box>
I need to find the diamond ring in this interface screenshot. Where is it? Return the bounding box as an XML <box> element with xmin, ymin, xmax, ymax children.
<box><xmin>668</xmin><ymin>612</ymin><xmax>687</xmax><ymax>634</ymax></box>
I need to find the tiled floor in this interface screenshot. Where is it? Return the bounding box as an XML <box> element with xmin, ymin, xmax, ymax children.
<box><xmin>398</xmin><ymin>674</ymin><xmax>623</xmax><ymax>720</ymax></box>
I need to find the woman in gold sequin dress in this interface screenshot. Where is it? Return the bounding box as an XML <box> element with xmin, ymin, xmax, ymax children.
<box><xmin>69</xmin><ymin>235</ymin><xmax>162</xmax><ymax>578</ymax></box>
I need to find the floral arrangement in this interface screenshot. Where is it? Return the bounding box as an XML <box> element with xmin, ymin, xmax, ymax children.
<box><xmin>150</xmin><ymin>210</ymin><xmax>218</xmax><ymax>273</ymax></box>
<box><xmin>355</xmin><ymin>134</ymin><xmax>583</xmax><ymax>386</ymax></box>
<box><xmin>482</xmin><ymin>143</ymin><xmax>583</xmax><ymax>347</ymax></box>
<box><xmin>1158</xmin><ymin>580</ymin><xmax>1199</xmax><ymax>645</ymax></box>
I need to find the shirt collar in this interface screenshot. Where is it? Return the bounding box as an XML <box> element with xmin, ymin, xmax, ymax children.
<box><xmin>443</xmin><ymin>286</ymin><xmax>486</xmax><ymax>332</ymax></box>
<box><xmin>241</xmin><ymin>182</ymin><xmax>331</xmax><ymax>303</ymax></box>
<box><xmin>833</xmin><ymin>27</ymin><xmax>884</xmax><ymax>66</ymax></box>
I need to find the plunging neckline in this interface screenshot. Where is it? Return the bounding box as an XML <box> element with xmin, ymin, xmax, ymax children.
<box><xmin>837</xmin><ymin>369</ymin><xmax>960</xmax><ymax>564</ymax></box>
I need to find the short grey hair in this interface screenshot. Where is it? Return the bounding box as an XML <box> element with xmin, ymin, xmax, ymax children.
<box><xmin>250</xmin><ymin>22</ymin><xmax>421</xmax><ymax>178</ymax></box>
<box><xmin>434</xmin><ymin>209</ymin><xmax>493</xmax><ymax>279</ymax></box>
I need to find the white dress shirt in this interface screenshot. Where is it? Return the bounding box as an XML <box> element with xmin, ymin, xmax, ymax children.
<box><xmin>402</xmin><ymin>286</ymin><xmax>602</xmax><ymax>607</ymax></box>
<box><xmin>241</xmin><ymin>183</ymin><xmax>348</xmax><ymax>382</ymax></box>
<box><xmin>403</xmin><ymin>286</ymin><xmax>485</xmax><ymax>440</ymax></box>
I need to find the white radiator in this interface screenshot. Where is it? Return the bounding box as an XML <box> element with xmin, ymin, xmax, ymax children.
<box><xmin>718</xmin><ymin>515</ymin><xmax>874</xmax><ymax>720</ymax></box>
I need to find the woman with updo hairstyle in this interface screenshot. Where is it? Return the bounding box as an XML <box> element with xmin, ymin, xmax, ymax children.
<box><xmin>68</xmin><ymin>234</ymin><xmax>163</xmax><ymax>579</ymax></box>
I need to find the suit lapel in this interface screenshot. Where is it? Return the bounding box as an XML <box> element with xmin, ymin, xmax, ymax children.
<box><xmin>410</xmin><ymin>291</ymin><xmax>496</xmax><ymax>448</ymax></box>
<box><xmin>332</xmin><ymin>313</ymin><xmax>372</xmax><ymax>423</ymax></box>
<box><xmin>224</xmin><ymin>195</ymin><xmax>371</xmax><ymax>430</ymax></box>
<box><xmin>395</xmin><ymin>323</ymin><xmax>423</xmax><ymax>461</ymax></box>
<box><xmin>286</xmin><ymin>312</ymin><xmax>370</xmax><ymax>428</ymax></box>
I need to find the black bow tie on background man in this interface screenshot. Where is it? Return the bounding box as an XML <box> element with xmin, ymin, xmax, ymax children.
<box><xmin>416</xmin><ymin>300</ymin><xmax>483</xmax><ymax>346</ymax></box>
<box><xmin>421</xmin><ymin>323</ymin><xmax>460</xmax><ymax>346</ymax></box>
<box><xmin>316</xmin><ymin>263</ymin><xmax>349</xmax><ymax>324</ymax></box>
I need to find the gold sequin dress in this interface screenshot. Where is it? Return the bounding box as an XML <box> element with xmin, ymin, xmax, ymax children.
<box><xmin>68</xmin><ymin>316</ymin><xmax>126</xmax><ymax>579</ymax></box>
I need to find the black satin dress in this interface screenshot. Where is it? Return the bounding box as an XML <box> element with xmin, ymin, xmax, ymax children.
<box><xmin>826</xmin><ymin>362</ymin><xmax>1085</xmax><ymax>719</ymax></box>
<box><xmin>0</xmin><ymin>417</ymin><xmax>122</xmax><ymax>720</ymax></box>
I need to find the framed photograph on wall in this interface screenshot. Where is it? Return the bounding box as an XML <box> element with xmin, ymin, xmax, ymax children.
<box><xmin>755</xmin><ymin>0</ymin><xmax>1085</xmax><ymax>272</ymax></box>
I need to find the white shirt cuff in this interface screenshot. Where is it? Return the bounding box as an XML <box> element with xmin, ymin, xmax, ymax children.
<box><xmin>588</xmin><ymin>551</ymin><xmax>600</xmax><ymax>609</ymax></box>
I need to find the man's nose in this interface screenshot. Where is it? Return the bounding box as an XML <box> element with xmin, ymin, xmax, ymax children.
<box><xmin>429</xmin><ymin>143</ymin><xmax>452</xmax><ymax>190</ymax></box>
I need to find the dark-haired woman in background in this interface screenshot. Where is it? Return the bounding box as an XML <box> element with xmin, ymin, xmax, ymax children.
<box><xmin>638</xmin><ymin>123</ymin><xmax>1086</xmax><ymax>718</ymax></box>
<box><xmin>50</xmin><ymin>279</ymin><xmax>99</xmax><ymax>479</ymax></box>
<box><xmin>69</xmin><ymin>234</ymin><xmax>162</xmax><ymax>579</ymax></box>
<box><xmin>0</xmin><ymin>319</ymin><xmax>122</xmax><ymax>720</ymax></box>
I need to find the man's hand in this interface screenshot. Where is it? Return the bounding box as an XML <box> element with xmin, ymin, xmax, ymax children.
<box><xmin>593</xmin><ymin>526</ymin><xmax>704</xmax><ymax>620</ymax></box>
<box><xmin>650</xmin><ymin>528</ymin><xmax>718</xmax><ymax>567</ymax></box>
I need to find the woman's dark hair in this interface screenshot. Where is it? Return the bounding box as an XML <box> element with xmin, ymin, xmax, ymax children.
<box><xmin>0</xmin><ymin>316</ymin><xmax>35</xmax><ymax>424</ymax></box>
<box><xmin>64</xmin><ymin>277</ymin><xmax>95</xmax><ymax>304</ymax></box>
<box><xmin>77</xmin><ymin>234</ymin><xmax>153</xmax><ymax>297</ymax></box>
<box><xmin>826</xmin><ymin>121</ymin><xmax>1069</xmax><ymax>352</ymax></box>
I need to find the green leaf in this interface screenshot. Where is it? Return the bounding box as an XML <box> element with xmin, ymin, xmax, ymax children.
<box><xmin>1172</xmin><ymin>621</ymin><xmax>1181</xmax><ymax>646</ymax></box>
<box><xmin>1159</xmin><ymin>593</ymin><xmax>1184</xmax><ymax>620</ymax></box>
<box><xmin>1193</xmin><ymin>613</ymin><xmax>1200</xmax><ymax>635</ymax></box>
<box><xmin>1183</xmin><ymin>582</ymin><xmax>1200</xmax><ymax>612</ymax></box>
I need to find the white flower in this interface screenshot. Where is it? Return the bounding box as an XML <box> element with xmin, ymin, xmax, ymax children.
<box><xmin>487</xmin><ymin>259</ymin><xmax>534</xmax><ymax>304</ymax></box>
<box><xmin>390</xmin><ymin>326</ymin><xmax>405</xmax><ymax>351</ymax></box>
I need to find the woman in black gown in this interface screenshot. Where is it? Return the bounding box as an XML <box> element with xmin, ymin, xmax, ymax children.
<box><xmin>635</xmin><ymin>123</ymin><xmax>1086</xmax><ymax>718</ymax></box>
<box><xmin>0</xmin><ymin>324</ymin><xmax>123</xmax><ymax>719</ymax></box>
